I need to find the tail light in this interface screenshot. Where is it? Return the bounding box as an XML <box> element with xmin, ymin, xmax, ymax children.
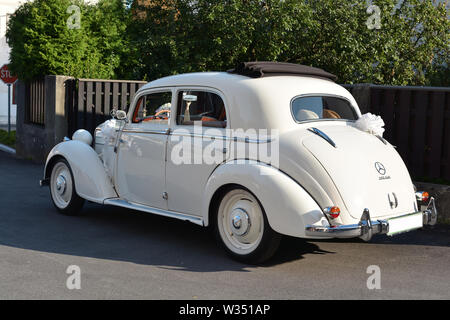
<box><xmin>415</xmin><ymin>191</ymin><xmax>430</xmax><ymax>203</ymax></box>
<box><xmin>324</xmin><ymin>206</ymin><xmax>340</xmax><ymax>219</ymax></box>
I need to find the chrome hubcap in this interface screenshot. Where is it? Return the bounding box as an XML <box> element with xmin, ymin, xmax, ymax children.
<box><xmin>56</xmin><ymin>175</ymin><xmax>66</xmax><ymax>195</ymax></box>
<box><xmin>230</xmin><ymin>208</ymin><xmax>250</xmax><ymax>236</ymax></box>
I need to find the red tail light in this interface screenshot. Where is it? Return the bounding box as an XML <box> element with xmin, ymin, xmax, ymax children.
<box><xmin>416</xmin><ymin>191</ymin><xmax>430</xmax><ymax>202</ymax></box>
<box><xmin>324</xmin><ymin>206</ymin><xmax>340</xmax><ymax>219</ymax></box>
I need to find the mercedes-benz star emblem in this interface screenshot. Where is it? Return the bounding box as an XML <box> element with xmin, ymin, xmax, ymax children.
<box><xmin>375</xmin><ymin>162</ymin><xmax>386</xmax><ymax>175</ymax></box>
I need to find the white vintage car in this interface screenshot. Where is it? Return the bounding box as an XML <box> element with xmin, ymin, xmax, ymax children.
<box><xmin>41</xmin><ymin>62</ymin><xmax>437</xmax><ymax>263</ymax></box>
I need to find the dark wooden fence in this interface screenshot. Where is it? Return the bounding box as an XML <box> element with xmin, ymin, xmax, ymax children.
<box><xmin>20</xmin><ymin>77</ymin><xmax>449</xmax><ymax>181</ymax></box>
<box><xmin>25</xmin><ymin>78</ymin><xmax>46</xmax><ymax>126</ymax></box>
<box><xmin>344</xmin><ymin>85</ymin><xmax>450</xmax><ymax>181</ymax></box>
<box><xmin>66</xmin><ymin>78</ymin><xmax>147</xmax><ymax>136</ymax></box>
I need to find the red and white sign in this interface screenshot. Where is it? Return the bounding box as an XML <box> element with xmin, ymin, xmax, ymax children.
<box><xmin>0</xmin><ymin>64</ymin><xmax>18</xmax><ymax>84</ymax></box>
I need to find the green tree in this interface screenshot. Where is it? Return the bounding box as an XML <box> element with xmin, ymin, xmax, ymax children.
<box><xmin>88</xmin><ymin>0</ymin><xmax>133</xmax><ymax>79</ymax></box>
<box><xmin>6</xmin><ymin>0</ymin><xmax>130</xmax><ymax>81</ymax></box>
<box><xmin>128</xmin><ymin>0</ymin><xmax>449</xmax><ymax>85</ymax></box>
<box><xmin>7</xmin><ymin>0</ymin><xmax>449</xmax><ymax>85</ymax></box>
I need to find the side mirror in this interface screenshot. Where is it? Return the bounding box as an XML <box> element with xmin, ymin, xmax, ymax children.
<box><xmin>116</xmin><ymin>110</ymin><xmax>128</xmax><ymax>121</ymax></box>
<box><xmin>111</xmin><ymin>109</ymin><xmax>128</xmax><ymax>122</ymax></box>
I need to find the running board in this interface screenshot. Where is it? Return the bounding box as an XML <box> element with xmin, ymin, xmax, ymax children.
<box><xmin>103</xmin><ymin>198</ymin><xmax>204</xmax><ymax>226</ymax></box>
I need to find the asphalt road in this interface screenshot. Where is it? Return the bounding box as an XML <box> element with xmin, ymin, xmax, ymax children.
<box><xmin>0</xmin><ymin>151</ymin><xmax>449</xmax><ymax>300</ymax></box>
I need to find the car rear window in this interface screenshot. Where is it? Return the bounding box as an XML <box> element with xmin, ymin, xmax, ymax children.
<box><xmin>291</xmin><ymin>96</ymin><xmax>357</xmax><ymax>122</ymax></box>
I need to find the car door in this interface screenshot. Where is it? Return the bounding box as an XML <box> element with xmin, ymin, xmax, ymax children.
<box><xmin>166</xmin><ymin>88</ymin><xmax>230</xmax><ymax>216</ymax></box>
<box><xmin>115</xmin><ymin>89</ymin><xmax>173</xmax><ymax>210</ymax></box>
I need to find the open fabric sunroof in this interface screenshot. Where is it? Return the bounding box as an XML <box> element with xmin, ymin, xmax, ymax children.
<box><xmin>228</xmin><ymin>61</ymin><xmax>337</xmax><ymax>81</ymax></box>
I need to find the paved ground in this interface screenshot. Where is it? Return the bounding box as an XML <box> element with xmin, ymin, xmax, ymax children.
<box><xmin>0</xmin><ymin>151</ymin><xmax>449</xmax><ymax>300</ymax></box>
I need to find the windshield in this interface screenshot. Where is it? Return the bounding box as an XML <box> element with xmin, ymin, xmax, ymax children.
<box><xmin>291</xmin><ymin>96</ymin><xmax>357</xmax><ymax>122</ymax></box>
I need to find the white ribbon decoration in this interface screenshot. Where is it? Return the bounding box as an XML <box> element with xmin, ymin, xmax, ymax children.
<box><xmin>353</xmin><ymin>113</ymin><xmax>385</xmax><ymax>137</ymax></box>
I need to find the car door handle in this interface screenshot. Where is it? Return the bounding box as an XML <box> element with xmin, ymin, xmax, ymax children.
<box><xmin>216</xmin><ymin>148</ymin><xmax>227</xmax><ymax>154</ymax></box>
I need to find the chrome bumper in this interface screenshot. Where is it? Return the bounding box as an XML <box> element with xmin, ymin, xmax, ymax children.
<box><xmin>305</xmin><ymin>197</ymin><xmax>437</xmax><ymax>239</ymax></box>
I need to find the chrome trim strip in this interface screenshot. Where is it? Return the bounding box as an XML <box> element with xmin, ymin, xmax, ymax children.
<box><xmin>376</xmin><ymin>135</ymin><xmax>388</xmax><ymax>145</ymax></box>
<box><xmin>170</xmin><ymin>132</ymin><xmax>273</xmax><ymax>144</ymax></box>
<box><xmin>305</xmin><ymin>219</ymin><xmax>388</xmax><ymax>238</ymax></box>
<box><xmin>122</xmin><ymin>129</ymin><xmax>274</xmax><ymax>143</ymax></box>
<box><xmin>103</xmin><ymin>198</ymin><xmax>204</xmax><ymax>226</ymax></box>
<box><xmin>308</xmin><ymin>127</ymin><xmax>337</xmax><ymax>148</ymax></box>
<box><xmin>122</xmin><ymin>129</ymin><xmax>169</xmax><ymax>135</ymax></box>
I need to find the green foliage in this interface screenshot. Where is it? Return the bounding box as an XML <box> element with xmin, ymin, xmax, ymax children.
<box><xmin>127</xmin><ymin>0</ymin><xmax>449</xmax><ymax>85</ymax></box>
<box><xmin>0</xmin><ymin>130</ymin><xmax>16</xmax><ymax>148</ymax></box>
<box><xmin>6</xmin><ymin>0</ymin><xmax>131</xmax><ymax>81</ymax></box>
<box><xmin>6</xmin><ymin>0</ymin><xmax>449</xmax><ymax>86</ymax></box>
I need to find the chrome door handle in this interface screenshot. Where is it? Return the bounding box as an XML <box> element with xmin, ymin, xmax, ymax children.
<box><xmin>215</xmin><ymin>148</ymin><xmax>227</xmax><ymax>154</ymax></box>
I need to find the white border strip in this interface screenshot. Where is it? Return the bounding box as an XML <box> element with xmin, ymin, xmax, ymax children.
<box><xmin>0</xmin><ymin>143</ymin><xmax>16</xmax><ymax>155</ymax></box>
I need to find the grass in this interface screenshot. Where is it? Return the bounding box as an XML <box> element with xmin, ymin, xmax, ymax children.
<box><xmin>0</xmin><ymin>129</ymin><xmax>16</xmax><ymax>148</ymax></box>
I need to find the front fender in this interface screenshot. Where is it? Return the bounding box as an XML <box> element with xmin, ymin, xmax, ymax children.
<box><xmin>44</xmin><ymin>140</ymin><xmax>117</xmax><ymax>203</ymax></box>
<box><xmin>203</xmin><ymin>160</ymin><xmax>329</xmax><ymax>238</ymax></box>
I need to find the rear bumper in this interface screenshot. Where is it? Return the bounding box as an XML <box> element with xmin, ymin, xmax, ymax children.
<box><xmin>305</xmin><ymin>197</ymin><xmax>437</xmax><ymax>239</ymax></box>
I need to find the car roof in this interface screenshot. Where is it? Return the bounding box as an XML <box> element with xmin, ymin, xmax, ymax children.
<box><xmin>140</xmin><ymin>72</ymin><xmax>248</xmax><ymax>90</ymax></box>
<box><xmin>141</xmin><ymin>71</ymin><xmax>345</xmax><ymax>95</ymax></box>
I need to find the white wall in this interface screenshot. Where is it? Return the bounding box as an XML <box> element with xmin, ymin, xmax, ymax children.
<box><xmin>0</xmin><ymin>0</ymin><xmax>31</xmax><ymax>125</ymax></box>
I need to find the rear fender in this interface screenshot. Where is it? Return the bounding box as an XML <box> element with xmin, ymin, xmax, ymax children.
<box><xmin>44</xmin><ymin>140</ymin><xmax>117</xmax><ymax>203</ymax></box>
<box><xmin>203</xmin><ymin>160</ymin><xmax>329</xmax><ymax>238</ymax></box>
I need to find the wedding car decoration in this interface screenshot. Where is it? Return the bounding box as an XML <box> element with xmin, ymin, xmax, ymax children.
<box><xmin>354</xmin><ymin>112</ymin><xmax>386</xmax><ymax>137</ymax></box>
<box><xmin>40</xmin><ymin>62</ymin><xmax>437</xmax><ymax>263</ymax></box>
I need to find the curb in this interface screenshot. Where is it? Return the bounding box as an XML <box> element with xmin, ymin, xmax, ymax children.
<box><xmin>0</xmin><ymin>143</ymin><xmax>16</xmax><ymax>155</ymax></box>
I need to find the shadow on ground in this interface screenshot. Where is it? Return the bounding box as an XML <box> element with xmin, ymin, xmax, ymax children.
<box><xmin>0</xmin><ymin>199</ymin><xmax>332</xmax><ymax>272</ymax></box>
<box><xmin>0</xmin><ymin>152</ymin><xmax>448</xmax><ymax>274</ymax></box>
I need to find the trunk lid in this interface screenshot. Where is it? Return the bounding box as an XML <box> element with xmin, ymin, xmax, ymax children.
<box><xmin>302</xmin><ymin>124</ymin><xmax>417</xmax><ymax>219</ymax></box>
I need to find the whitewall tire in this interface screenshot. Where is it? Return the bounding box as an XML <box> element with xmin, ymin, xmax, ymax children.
<box><xmin>214</xmin><ymin>187</ymin><xmax>281</xmax><ymax>263</ymax></box>
<box><xmin>49</xmin><ymin>158</ymin><xmax>85</xmax><ymax>215</ymax></box>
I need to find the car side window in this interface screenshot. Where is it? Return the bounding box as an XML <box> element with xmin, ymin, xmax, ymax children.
<box><xmin>132</xmin><ymin>91</ymin><xmax>172</xmax><ymax>124</ymax></box>
<box><xmin>176</xmin><ymin>90</ymin><xmax>227</xmax><ymax>128</ymax></box>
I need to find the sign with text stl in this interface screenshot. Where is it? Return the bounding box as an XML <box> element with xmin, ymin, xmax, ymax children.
<box><xmin>0</xmin><ymin>64</ymin><xmax>18</xmax><ymax>84</ymax></box>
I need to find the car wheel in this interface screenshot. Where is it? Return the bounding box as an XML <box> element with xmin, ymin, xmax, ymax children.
<box><xmin>49</xmin><ymin>158</ymin><xmax>84</xmax><ymax>215</ymax></box>
<box><xmin>215</xmin><ymin>187</ymin><xmax>281</xmax><ymax>264</ymax></box>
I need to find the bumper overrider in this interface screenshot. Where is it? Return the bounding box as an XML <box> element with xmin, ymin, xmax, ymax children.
<box><xmin>305</xmin><ymin>197</ymin><xmax>437</xmax><ymax>239</ymax></box>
